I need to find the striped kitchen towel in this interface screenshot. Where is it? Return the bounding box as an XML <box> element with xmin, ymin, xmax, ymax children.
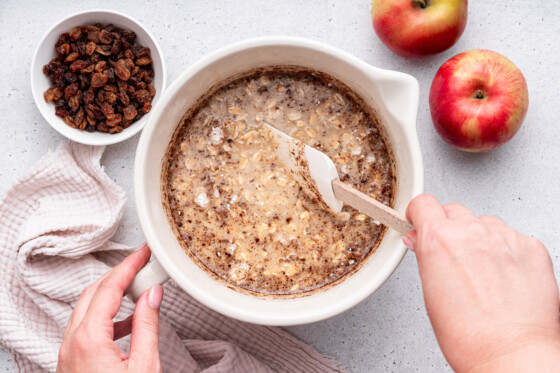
<box><xmin>0</xmin><ymin>141</ymin><xmax>344</xmax><ymax>373</ymax></box>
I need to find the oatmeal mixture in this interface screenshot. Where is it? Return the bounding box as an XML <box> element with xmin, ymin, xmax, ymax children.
<box><xmin>163</xmin><ymin>67</ymin><xmax>395</xmax><ymax>295</ymax></box>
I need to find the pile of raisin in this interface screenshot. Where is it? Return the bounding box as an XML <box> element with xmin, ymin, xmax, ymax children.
<box><xmin>42</xmin><ymin>24</ymin><xmax>156</xmax><ymax>134</ymax></box>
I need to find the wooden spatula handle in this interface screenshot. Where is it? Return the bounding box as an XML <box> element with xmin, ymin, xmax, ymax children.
<box><xmin>332</xmin><ymin>179</ymin><xmax>413</xmax><ymax>235</ymax></box>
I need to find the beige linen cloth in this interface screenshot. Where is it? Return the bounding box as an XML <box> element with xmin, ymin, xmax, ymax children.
<box><xmin>0</xmin><ymin>142</ymin><xmax>345</xmax><ymax>373</ymax></box>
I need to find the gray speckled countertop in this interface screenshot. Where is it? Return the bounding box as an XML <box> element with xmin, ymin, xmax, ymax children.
<box><xmin>1</xmin><ymin>1</ymin><xmax>560</xmax><ymax>372</ymax></box>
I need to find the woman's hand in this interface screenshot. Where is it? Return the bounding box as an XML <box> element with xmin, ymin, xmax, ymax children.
<box><xmin>405</xmin><ymin>194</ymin><xmax>560</xmax><ymax>373</ymax></box>
<box><xmin>57</xmin><ymin>243</ymin><xmax>164</xmax><ymax>373</ymax></box>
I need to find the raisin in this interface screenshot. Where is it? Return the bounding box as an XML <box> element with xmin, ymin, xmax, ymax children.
<box><xmin>55</xmin><ymin>33</ymin><xmax>70</xmax><ymax>47</ymax></box>
<box><xmin>136</xmin><ymin>47</ymin><xmax>151</xmax><ymax>58</ymax></box>
<box><xmin>121</xmin><ymin>119</ymin><xmax>133</xmax><ymax>128</ymax></box>
<box><xmin>85</xmin><ymin>41</ymin><xmax>96</xmax><ymax>55</ymax></box>
<box><xmin>83</xmin><ymin>89</ymin><xmax>95</xmax><ymax>105</ymax></box>
<box><xmin>122</xmin><ymin>30</ymin><xmax>136</xmax><ymax>43</ymax></box>
<box><xmin>115</xmin><ymin>59</ymin><xmax>131</xmax><ymax>81</ymax></box>
<box><xmin>64</xmin><ymin>52</ymin><xmax>79</xmax><ymax>63</ymax></box>
<box><xmin>117</xmin><ymin>79</ymin><xmax>127</xmax><ymax>91</ymax></box>
<box><xmin>55</xmin><ymin>99</ymin><xmax>67</xmax><ymax>110</ymax></box>
<box><xmin>90</xmin><ymin>72</ymin><xmax>108</xmax><ymax>88</ymax></box>
<box><xmin>94</xmin><ymin>61</ymin><xmax>107</xmax><ymax>72</ymax></box>
<box><xmin>63</xmin><ymin>115</ymin><xmax>77</xmax><ymax>128</ymax></box>
<box><xmin>104</xmin><ymin>24</ymin><xmax>121</xmax><ymax>33</ymax></box>
<box><xmin>104</xmin><ymin>84</ymin><xmax>118</xmax><ymax>93</ymax></box>
<box><xmin>99</xmin><ymin>29</ymin><xmax>114</xmax><ymax>44</ymax></box>
<box><xmin>106</xmin><ymin>68</ymin><xmax>115</xmax><ymax>83</ymax></box>
<box><xmin>87</xmin><ymin>30</ymin><xmax>100</xmax><ymax>43</ymax></box>
<box><xmin>76</xmin><ymin>41</ymin><xmax>86</xmax><ymax>56</ymax></box>
<box><xmin>143</xmin><ymin>72</ymin><xmax>152</xmax><ymax>84</ymax></box>
<box><xmin>109</xmin><ymin>125</ymin><xmax>124</xmax><ymax>134</ymax></box>
<box><xmin>128</xmin><ymin>76</ymin><xmax>141</xmax><ymax>86</ymax></box>
<box><xmin>55</xmin><ymin>107</ymin><xmax>69</xmax><ymax>118</ymax></box>
<box><xmin>104</xmin><ymin>92</ymin><xmax>117</xmax><ymax>104</ymax></box>
<box><xmin>95</xmin><ymin>45</ymin><xmax>112</xmax><ymax>56</ymax></box>
<box><xmin>100</xmin><ymin>102</ymin><xmax>115</xmax><ymax>120</ymax></box>
<box><xmin>123</xmin><ymin>105</ymin><xmax>137</xmax><ymax>120</ymax></box>
<box><xmin>43</xmin><ymin>88</ymin><xmax>56</xmax><ymax>102</ymax></box>
<box><xmin>54</xmin><ymin>73</ymin><xmax>66</xmax><ymax>89</ymax></box>
<box><xmin>78</xmin><ymin>74</ymin><xmax>90</xmax><ymax>90</ymax></box>
<box><xmin>75</xmin><ymin>108</ymin><xmax>86</xmax><ymax>130</ymax></box>
<box><xmin>124</xmin><ymin>49</ymin><xmax>134</xmax><ymax>60</ymax></box>
<box><xmin>106</xmin><ymin>113</ymin><xmax>123</xmax><ymax>127</ymax></box>
<box><xmin>147</xmin><ymin>84</ymin><xmax>156</xmax><ymax>97</ymax></box>
<box><xmin>95</xmin><ymin>90</ymin><xmax>105</xmax><ymax>106</ymax></box>
<box><xmin>86</xmin><ymin>114</ymin><xmax>96</xmax><ymax>126</ymax></box>
<box><xmin>136</xmin><ymin>56</ymin><xmax>152</xmax><ymax>66</ymax></box>
<box><xmin>96</xmin><ymin>121</ymin><xmax>111</xmax><ymax>133</ymax></box>
<box><xmin>56</xmin><ymin>44</ymin><xmax>70</xmax><ymax>57</ymax></box>
<box><xmin>118</xmin><ymin>91</ymin><xmax>130</xmax><ymax>106</ymax></box>
<box><xmin>86</xmin><ymin>103</ymin><xmax>101</xmax><ymax>116</ymax></box>
<box><xmin>131</xmin><ymin>66</ymin><xmax>140</xmax><ymax>76</ymax></box>
<box><xmin>52</xmin><ymin>87</ymin><xmax>63</xmax><ymax>100</ymax></box>
<box><xmin>68</xmin><ymin>94</ymin><xmax>81</xmax><ymax>112</ymax></box>
<box><xmin>64</xmin><ymin>83</ymin><xmax>79</xmax><ymax>99</ymax></box>
<box><xmin>124</xmin><ymin>58</ymin><xmax>135</xmax><ymax>69</ymax></box>
<box><xmin>82</xmin><ymin>25</ymin><xmax>100</xmax><ymax>32</ymax></box>
<box><xmin>135</xmin><ymin>89</ymin><xmax>150</xmax><ymax>104</ymax></box>
<box><xmin>90</xmin><ymin>53</ymin><xmax>101</xmax><ymax>64</ymax></box>
<box><xmin>64</xmin><ymin>72</ymin><xmax>77</xmax><ymax>83</ymax></box>
<box><xmin>70</xmin><ymin>60</ymin><xmax>88</xmax><ymax>72</ymax></box>
<box><xmin>143</xmin><ymin>102</ymin><xmax>152</xmax><ymax>113</ymax></box>
<box><xmin>69</xmin><ymin>26</ymin><xmax>83</xmax><ymax>41</ymax></box>
<box><xmin>80</xmin><ymin>65</ymin><xmax>94</xmax><ymax>75</ymax></box>
<box><xmin>111</xmin><ymin>41</ymin><xmax>123</xmax><ymax>55</ymax></box>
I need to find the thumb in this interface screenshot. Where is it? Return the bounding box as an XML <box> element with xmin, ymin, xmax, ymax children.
<box><xmin>128</xmin><ymin>285</ymin><xmax>163</xmax><ymax>372</ymax></box>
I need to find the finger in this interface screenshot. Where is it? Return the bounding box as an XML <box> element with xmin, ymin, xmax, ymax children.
<box><xmin>63</xmin><ymin>270</ymin><xmax>112</xmax><ymax>340</ymax></box>
<box><xmin>479</xmin><ymin>215</ymin><xmax>507</xmax><ymax>227</ymax></box>
<box><xmin>442</xmin><ymin>203</ymin><xmax>476</xmax><ymax>220</ymax></box>
<box><xmin>403</xmin><ymin>230</ymin><xmax>417</xmax><ymax>251</ymax></box>
<box><xmin>406</xmin><ymin>194</ymin><xmax>447</xmax><ymax>229</ymax></box>
<box><xmin>129</xmin><ymin>285</ymin><xmax>163</xmax><ymax>372</ymax></box>
<box><xmin>113</xmin><ymin>314</ymin><xmax>134</xmax><ymax>341</ymax></box>
<box><xmin>82</xmin><ymin>243</ymin><xmax>151</xmax><ymax>335</ymax></box>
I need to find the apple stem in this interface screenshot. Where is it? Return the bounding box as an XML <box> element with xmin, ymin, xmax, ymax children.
<box><xmin>413</xmin><ymin>0</ymin><xmax>427</xmax><ymax>8</ymax></box>
<box><xmin>474</xmin><ymin>90</ymin><xmax>486</xmax><ymax>99</ymax></box>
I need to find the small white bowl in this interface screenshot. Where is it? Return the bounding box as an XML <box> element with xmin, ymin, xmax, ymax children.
<box><xmin>31</xmin><ymin>9</ymin><xmax>166</xmax><ymax>146</ymax></box>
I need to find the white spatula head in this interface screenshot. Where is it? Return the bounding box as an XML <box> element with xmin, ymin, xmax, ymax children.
<box><xmin>265</xmin><ymin>123</ymin><xmax>343</xmax><ymax>213</ymax></box>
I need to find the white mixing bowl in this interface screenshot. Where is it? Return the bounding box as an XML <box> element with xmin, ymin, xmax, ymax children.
<box><xmin>131</xmin><ymin>36</ymin><xmax>423</xmax><ymax>326</ymax></box>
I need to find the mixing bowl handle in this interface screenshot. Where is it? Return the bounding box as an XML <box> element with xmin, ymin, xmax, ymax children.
<box><xmin>125</xmin><ymin>258</ymin><xmax>170</xmax><ymax>301</ymax></box>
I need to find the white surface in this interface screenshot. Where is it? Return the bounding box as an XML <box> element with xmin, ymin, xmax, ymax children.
<box><xmin>133</xmin><ymin>37</ymin><xmax>421</xmax><ymax>326</ymax></box>
<box><xmin>1</xmin><ymin>0</ymin><xmax>559</xmax><ymax>371</ymax></box>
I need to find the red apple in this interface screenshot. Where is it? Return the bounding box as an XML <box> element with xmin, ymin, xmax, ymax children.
<box><xmin>429</xmin><ymin>50</ymin><xmax>529</xmax><ymax>152</ymax></box>
<box><xmin>371</xmin><ymin>0</ymin><xmax>468</xmax><ymax>58</ymax></box>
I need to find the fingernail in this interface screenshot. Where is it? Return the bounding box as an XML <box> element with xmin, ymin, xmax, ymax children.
<box><xmin>402</xmin><ymin>236</ymin><xmax>415</xmax><ymax>251</ymax></box>
<box><xmin>136</xmin><ymin>242</ymin><xmax>148</xmax><ymax>251</ymax></box>
<box><xmin>147</xmin><ymin>285</ymin><xmax>163</xmax><ymax>310</ymax></box>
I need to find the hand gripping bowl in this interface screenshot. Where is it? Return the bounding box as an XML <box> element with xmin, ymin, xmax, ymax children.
<box><xmin>131</xmin><ymin>37</ymin><xmax>423</xmax><ymax>326</ymax></box>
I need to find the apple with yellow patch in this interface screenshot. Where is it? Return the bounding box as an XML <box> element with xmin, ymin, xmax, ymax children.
<box><xmin>429</xmin><ymin>49</ymin><xmax>529</xmax><ymax>152</ymax></box>
<box><xmin>371</xmin><ymin>0</ymin><xmax>468</xmax><ymax>58</ymax></box>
